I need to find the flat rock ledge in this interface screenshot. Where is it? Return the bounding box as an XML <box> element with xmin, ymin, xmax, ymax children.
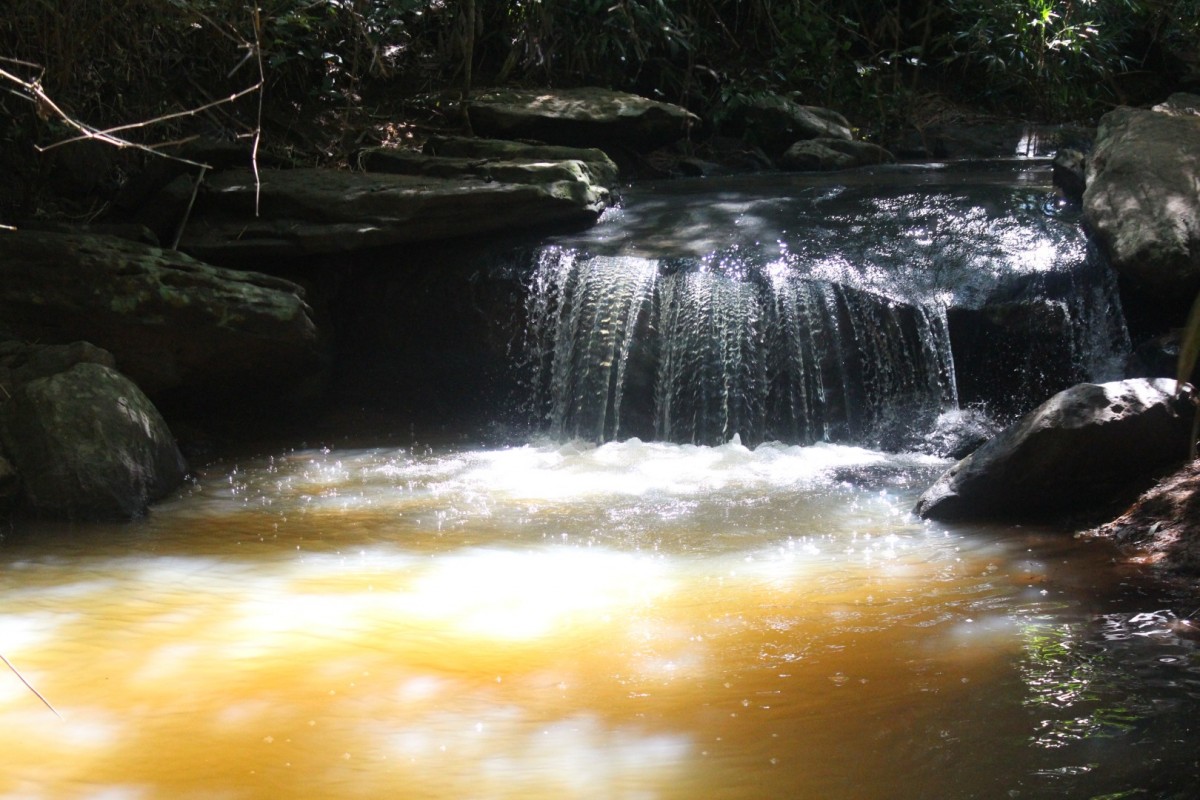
<box><xmin>150</xmin><ymin>163</ymin><xmax>609</xmax><ymax>266</ymax></box>
<box><xmin>0</xmin><ymin>228</ymin><xmax>322</xmax><ymax>399</ymax></box>
<box><xmin>466</xmin><ymin>87</ymin><xmax>699</xmax><ymax>152</ymax></box>
<box><xmin>915</xmin><ymin>379</ymin><xmax>1194</xmax><ymax>522</ymax></box>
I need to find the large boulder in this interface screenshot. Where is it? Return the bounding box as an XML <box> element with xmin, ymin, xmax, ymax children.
<box><xmin>915</xmin><ymin>378</ymin><xmax>1194</xmax><ymax>521</ymax></box>
<box><xmin>1083</xmin><ymin>94</ymin><xmax>1200</xmax><ymax>303</ymax></box>
<box><xmin>0</xmin><ymin>229</ymin><xmax>322</xmax><ymax>399</ymax></box>
<box><xmin>144</xmin><ymin>166</ymin><xmax>608</xmax><ymax>265</ymax></box>
<box><xmin>465</xmin><ymin>87</ymin><xmax>699</xmax><ymax>152</ymax></box>
<box><xmin>0</xmin><ymin>361</ymin><xmax>186</xmax><ymax>519</ymax></box>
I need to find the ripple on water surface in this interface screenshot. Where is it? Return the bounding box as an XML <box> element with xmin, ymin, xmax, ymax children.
<box><xmin>2</xmin><ymin>440</ymin><xmax>1199</xmax><ymax>799</ymax></box>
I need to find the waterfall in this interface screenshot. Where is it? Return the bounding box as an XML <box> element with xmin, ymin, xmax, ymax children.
<box><xmin>525</xmin><ymin>248</ymin><xmax>657</xmax><ymax>442</ymax></box>
<box><xmin>518</xmin><ymin>168</ymin><xmax>1131</xmax><ymax>448</ymax></box>
<box><xmin>525</xmin><ymin>249</ymin><xmax>959</xmax><ymax>446</ymax></box>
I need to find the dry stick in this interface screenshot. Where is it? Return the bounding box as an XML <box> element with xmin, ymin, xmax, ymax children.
<box><xmin>1</xmin><ymin>652</ymin><xmax>62</xmax><ymax>719</ymax></box>
<box><xmin>0</xmin><ymin>67</ymin><xmax>206</xmax><ymax>169</ymax></box>
<box><xmin>251</xmin><ymin>6</ymin><xmax>265</xmax><ymax>218</ymax></box>
<box><xmin>171</xmin><ymin>164</ymin><xmax>209</xmax><ymax>251</ymax></box>
<box><xmin>0</xmin><ymin>65</ymin><xmax>261</xmax><ymax>175</ymax></box>
<box><xmin>39</xmin><ymin>82</ymin><xmax>263</xmax><ymax>154</ymax></box>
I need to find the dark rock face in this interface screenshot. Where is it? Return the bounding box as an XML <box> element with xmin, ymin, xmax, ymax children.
<box><xmin>0</xmin><ymin>340</ymin><xmax>117</xmax><ymax>386</ymax></box>
<box><xmin>915</xmin><ymin>378</ymin><xmax>1193</xmax><ymax>522</ymax></box>
<box><xmin>891</xmin><ymin>122</ymin><xmax>1092</xmax><ymax>160</ymax></box>
<box><xmin>0</xmin><ymin>453</ymin><xmax>17</xmax><ymax>508</ymax></box>
<box><xmin>905</xmin><ymin>408</ymin><xmax>1001</xmax><ymax>460</ymax></box>
<box><xmin>720</xmin><ymin>94</ymin><xmax>854</xmax><ymax>156</ymax></box>
<box><xmin>0</xmin><ymin>230</ymin><xmax>322</xmax><ymax>401</ymax></box>
<box><xmin>0</xmin><ymin>362</ymin><xmax>186</xmax><ymax>519</ymax></box>
<box><xmin>1084</xmin><ymin>94</ymin><xmax>1200</xmax><ymax>304</ymax></box>
<box><xmin>145</xmin><ymin>166</ymin><xmax>609</xmax><ymax>265</ymax></box>
<box><xmin>1052</xmin><ymin>148</ymin><xmax>1087</xmax><ymax>202</ymax></box>
<box><xmin>465</xmin><ymin>87</ymin><xmax>699</xmax><ymax>152</ymax></box>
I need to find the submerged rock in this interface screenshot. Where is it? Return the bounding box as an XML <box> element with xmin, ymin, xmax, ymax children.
<box><xmin>1052</xmin><ymin>148</ymin><xmax>1087</xmax><ymax>202</ymax></box>
<box><xmin>466</xmin><ymin>87</ymin><xmax>699</xmax><ymax>152</ymax></box>
<box><xmin>0</xmin><ymin>229</ymin><xmax>322</xmax><ymax>401</ymax></box>
<box><xmin>1084</xmin><ymin>94</ymin><xmax>1200</xmax><ymax>304</ymax></box>
<box><xmin>780</xmin><ymin>138</ymin><xmax>895</xmax><ymax>172</ymax></box>
<box><xmin>0</xmin><ymin>362</ymin><xmax>186</xmax><ymax>519</ymax></box>
<box><xmin>915</xmin><ymin>378</ymin><xmax>1193</xmax><ymax>522</ymax></box>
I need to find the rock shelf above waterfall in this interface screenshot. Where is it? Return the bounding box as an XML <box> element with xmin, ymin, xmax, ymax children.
<box><xmin>143</xmin><ymin>163</ymin><xmax>611</xmax><ymax>266</ymax></box>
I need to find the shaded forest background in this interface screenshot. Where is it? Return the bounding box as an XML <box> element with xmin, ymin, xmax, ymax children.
<box><xmin>2</xmin><ymin>0</ymin><xmax>1198</xmax><ymax>219</ymax></box>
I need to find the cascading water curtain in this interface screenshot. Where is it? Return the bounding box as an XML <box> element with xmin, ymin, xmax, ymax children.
<box><xmin>655</xmin><ymin>269</ymin><xmax>767</xmax><ymax>445</ymax></box>
<box><xmin>525</xmin><ymin>248</ymin><xmax>959</xmax><ymax>447</ymax></box>
<box><xmin>524</xmin><ymin>248</ymin><xmax>658</xmax><ymax>442</ymax></box>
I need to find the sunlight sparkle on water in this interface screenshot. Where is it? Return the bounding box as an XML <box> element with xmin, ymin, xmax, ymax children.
<box><xmin>2</xmin><ymin>440</ymin><xmax>1196</xmax><ymax>799</ymax></box>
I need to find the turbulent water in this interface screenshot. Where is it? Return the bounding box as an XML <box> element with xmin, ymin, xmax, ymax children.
<box><xmin>1</xmin><ymin>164</ymin><xmax>1185</xmax><ymax>800</ymax></box>
<box><xmin>3</xmin><ymin>441</ymin><xmax>1200</xmax><ymax>800</ymax></box>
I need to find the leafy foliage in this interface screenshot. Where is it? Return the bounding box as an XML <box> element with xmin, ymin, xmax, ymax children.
<box><xmin>1</xmin><ymin>0</ymin><xmax>1197</xmax><ymax>161</ymax></box>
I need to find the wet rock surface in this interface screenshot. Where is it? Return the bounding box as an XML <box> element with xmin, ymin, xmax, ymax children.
<box><xmin>916</xmin><ymin>379</ymin><xmax>1194</xmax><ymax>522</ymax></box>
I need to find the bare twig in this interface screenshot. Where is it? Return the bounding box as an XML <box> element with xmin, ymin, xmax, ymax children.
<box><xmin>251</xmin><ymin>6</ymin><xmax>265</xmax><ymax>217</ymax></box>
<box><xmin>1</xmin><ymin>652</ymin><xmax>62</xmax><ymax>719</ymax></box>
<box><xmin>0</xmin><ymin>65</ymin><xmax>215</xmax><ymax>170</ymax></box>
<box><xmin>37</xmin><ymin>83</ymin><xmax>263</xmax><ymax>154</ymax></box>
<box><xmin>171</xmin><ymin>165</ymin><xmax>209</xmax><ymax>250</ymax></box>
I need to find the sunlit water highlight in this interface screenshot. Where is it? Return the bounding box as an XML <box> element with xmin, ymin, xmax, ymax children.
<box><xmin>2</xmin><ymin>440</ymin><xmax>1199</xmax><ymax>799</ymax></box>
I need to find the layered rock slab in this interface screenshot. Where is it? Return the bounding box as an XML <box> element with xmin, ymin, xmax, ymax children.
<box><xmin>153</xmin><ymin>166</ymin><xmax>609</xmax><ymax>265</ymax></box>
<box><xmin>465</xmin><ymin>87</ymin><xmax>699</xmax><ymax>151</ymax></box>
<box><xmin>0</xmin><ymin>229</ymin><xmax>321</xmax><ymax>398</ymax></box>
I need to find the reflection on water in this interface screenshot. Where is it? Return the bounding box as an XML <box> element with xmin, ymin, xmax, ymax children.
<box><xmin>2</xmin><ymin>440</ymin><xmax>1199</xmax><ymax>799</ymax></box>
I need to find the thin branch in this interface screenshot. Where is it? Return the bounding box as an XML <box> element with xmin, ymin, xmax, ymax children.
<box><xmin>1</xmin><ymin>45</ymin><xmax>263</xmax><ymax>176</ymax></box>
<box><xmin>172</xmin><ymin>165</ymin><xmax>209</xmax><ymax>250</ymax></box>
<box><xmin>38</xmin><ymin>82</ymin><xmax>263</xmax><ymax>153</ymax></box>
<box><xmin>251</xmin><ymin>6</ymin><xmax>265</xmax><ymax>217</ymax></box>
<box><xmin>1</xmin><ymin>652</ymin><xmax>62</xmax><ymax>719</ymax></box>
<box><xmin>0</xmin><ymin>66</ymin><xmax>213</xmax><ymax>170</ymax></box>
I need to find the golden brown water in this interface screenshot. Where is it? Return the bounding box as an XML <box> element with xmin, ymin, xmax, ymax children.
<box><xmin>2</xmin><ymin>440</ymin><xmax>1198</xmax><ymax>799</ymax></box>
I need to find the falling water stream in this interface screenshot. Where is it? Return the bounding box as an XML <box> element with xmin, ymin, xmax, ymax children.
<box><xmin>3</xmin><ymin>163</ymin><xmax>1197</xmax><ymax>799</ymax></box>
